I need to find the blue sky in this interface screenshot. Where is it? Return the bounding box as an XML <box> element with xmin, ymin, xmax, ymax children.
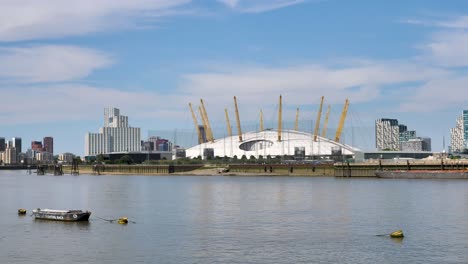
<box><xmin>1</xmin><ymin>0</ymin><xmax>467</xmax><ymax>155</ymax></box>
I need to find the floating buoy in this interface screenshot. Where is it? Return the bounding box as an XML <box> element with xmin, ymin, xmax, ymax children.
<box><xmin>118</xmin><ymin>217</ymin><xmax>128</xmax><ymax>224</ymax></box>
<box><xmin>18</xmin><ymin>208</ymin><xmax>27</xmax><ymax>215</ymax></box>
<box><xmin>390</xmin><ymin>230</ymin><xmax>404</xmax><ymax>238</ymax></box>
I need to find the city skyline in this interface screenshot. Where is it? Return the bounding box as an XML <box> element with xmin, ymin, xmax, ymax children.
<box><xmin>1</xmin><ymin>0</ymin><xmax>467</xmax><ymax>155</ymax></box>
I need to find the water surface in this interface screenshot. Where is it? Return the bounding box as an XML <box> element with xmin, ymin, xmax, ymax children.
<box><xmin>1</xmin><ymin>170</ymin><xmax>467</xmax><ymax>263</ymax></box>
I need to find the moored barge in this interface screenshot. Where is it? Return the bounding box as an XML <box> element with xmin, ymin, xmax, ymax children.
<box><xmin>32</xmin><ymin>208</ymin><xmax>91</xmax><ymax>221</ymax></box>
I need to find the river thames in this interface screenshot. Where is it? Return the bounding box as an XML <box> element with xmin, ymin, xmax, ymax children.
<box><xmin>1</xmin><ymin>170</ymin><xmax>467</xmax><ymax>263</ymax></box>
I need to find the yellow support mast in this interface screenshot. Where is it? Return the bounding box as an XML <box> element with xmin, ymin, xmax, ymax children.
<box><xmin>233</xmin><ymin>96</ymin><xmax>243</xmax><ymax>142</ymax></box>
<box><xmin>321</xmin><ymin>105</ymin><xmax>331</xmax><ymax>138</ymax></box>
<box><xmin>225</xmin><ymin>108</ymin><xmax>233</xmax><ymax>137</ymax></box>
<box><xmin>313</xmin><ymin>96</ymin><xmax>324</xmax><ymax>142</ymax></box>
<box><xmin>294</xmin><ymin>108</ymin><xmax>299</xmax><ymax>131</ymax></box>
<box><xmin>260</xmin><ymin>109</ymin><xmax>264</xmax><ymax>131</ymax></box>
<box><xmin>198</xmin><ymin>106</ymin><xmax>208</xmax><ymax>143</ymax></box>
<box><xmin>200</xmin><ymin>99</ymin><xmax>214</xmax><ymax>142</ymax></box>
<box><xmin>189</xmin><ymin>103</ymin><xmax>203</xmax><ymax>144</ymax></box>
<box><xmin>335</xmin><ymin>99</ymin><xmax>349</xmax><ymax>142</ymax></box>
<box><xmin>278</xmin><ymin>95</ymin><xmax>282</xmax><ymax>141</ymax></box>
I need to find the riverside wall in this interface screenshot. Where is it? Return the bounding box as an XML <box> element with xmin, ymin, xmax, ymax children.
<box><xmin>50</xmin><ymin>159</ymin><xmax>468</xmax><ymax>177</ymax></box>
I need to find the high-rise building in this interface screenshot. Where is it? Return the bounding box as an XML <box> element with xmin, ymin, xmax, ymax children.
<box><xmin>0</xmin><ymin>137</ymin><xmax>5</xmax><ymax>152</ymax></box>
<box><xmin>43</xmin><ymin>137</ymin><xmax>53</xmax><ymax>155</ymax></box>
<box><xmin>375</xmin><ymin>119</ymin><xmax>399</xmax><ymax>150</ymax></box>
<box><xmin>85</xmin><ymin>107</ymin><xmax>141</xmax><ymax>156</ymax></box>
<box><xmin>450</xmin><ymin>111</ymin><xmax>467</xmax><ymax>153</ymax></box>
<box><xmin>4</xmin><ymin>147</ymin><xmax>17</xmax><ymax>164</ymax></box>
<box><xmin>31</xmin><ymin>141</ymin><xmax>43</xmax><ymax>151</ymax></box>
<box><xmin>12</xmin><ymin>137</ymin><xmax>21</xmax><ymax>154</ymax></box>
<box><xmin>376</xmin><ymin>118</ymin><xmax>420</xmax><ymax>151</ymax></box>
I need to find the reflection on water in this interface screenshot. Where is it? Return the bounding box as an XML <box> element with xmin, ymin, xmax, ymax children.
<box><xmin>1</xmin><ymin>170</ymin><xmax>468</xmax><ymax>263</ymax></box>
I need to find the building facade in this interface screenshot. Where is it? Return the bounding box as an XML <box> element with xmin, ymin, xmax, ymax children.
<box><xmin>450</xmin><ymin>112</ymin><xmax>467</xmax><ymax>153</ymax></box>
<box><xmin>43</xmin><ymin>137</ymin><xmax>54</xmax><ymax>155</ymax></box>
<box><xmin>375</xmin><ymin>119</ymin><xmax>400</xmax><ymax>150</ymax></box>
<box><xmin>59</xmin><ymin>153</ymin><xmax>75</xmax><ymax>163</ymax></box>
<box><xmin>85</xmin><ymin>107</ymin><xmax>141</xmax><ymax>156</ymax></box>
<box><xmin>400</xmin><ymin>137</ymin><xmax>431</xmax><ymax>152</ymax></box>
<box><xmin>0</xmin><ymin>137</ymin><xmax>5</xmax><ymax>152</ymax></box>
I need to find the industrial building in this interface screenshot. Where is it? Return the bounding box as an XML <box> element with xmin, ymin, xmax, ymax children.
<box><xmin>185</xmin><ymin>96</ymin><xmax>360</xmax><ymax>160</ymax></box>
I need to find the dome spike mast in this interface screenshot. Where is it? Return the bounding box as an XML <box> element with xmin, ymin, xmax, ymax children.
<box><xmin>200</xmin><ymin>99</ymin><xmax>215</xmax><ymax>142</ymax></box>
<box><xmin>278</xmin><ymin>95</ymin><xmax>282</xmax><ymax>142</ymax></box>
<box><xmin>294</xmin><ymin>108</ymin><xmax>299</xmax><ymax>131</ymax></box>
<box><xmin>260</xmin><ymin>109</ymin><xmax>264</xmax><ymax>132</ymax></box>
<box><xmin>335</xmin><ymin>99</ymin><xmax>349</xmax><ymax>142</ymax></box>
<box><xmin>225</xmin><ymin>108</ymin><xmax>233</xmax><ymax>137</ymax></box>
<box><xmin>198</xmin><ymin>106</ymin><xmax>208</xmax><ymax>143</ymax></box>
<box><xmin>313</xmin><ymin>96</ymin><xmax>324</xmax><ymax>142</ymax></box>
<box><xmin>234</xmin><ymin>96</ymin><xmax>243</xmax><ymax>142</ymax></box>
<box><xmin>188</xmin><ymin>103</ymin><xmax>203</xmax><ymax>144</ymax></box>
<box><xmin>321</xmin><ymin>105</ymin><xmax>331</xmax><ymax>138</ymax></box>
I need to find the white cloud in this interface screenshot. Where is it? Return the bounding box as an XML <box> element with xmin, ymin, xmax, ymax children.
<box><xmin>402</xmin><ymin>15</ymin><xmax>468</xmax><ymax>29</ymax></box>
<box><xmin>0</xmin><ymin>85</ymin><xmax>187</xmax><ymax>125</ymax></box>
<box><xmin>218</xmin><ymin>0</ymin><xmax>306</xmax><ymax>13</ymax></box>
<box><xmin>0</xmin><ymin>0</ymin><xmax>191</xmax><ymax>42</ymax></box>
<box><xmin>0</xmin><ymin>45</ymin><xmax>113</xmax><ymax>83</ymax></box>
<box><xmin>181</xmin><ymin>62</ymin><xmax>447</xmax><ymax>106</ymax></box>
<box><xmin>421</xmin><ymin>31</ymin><xmax>468</xmax><ymax>67</ymax></box>
<box><xmin>399</xmin><ymin>76</ymin><xmax>468</xmax><ymax>112</ymax></box>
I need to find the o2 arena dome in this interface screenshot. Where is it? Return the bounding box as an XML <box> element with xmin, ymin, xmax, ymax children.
<box><xmin>185</xmin><ymin>96</ymin><xmax>359</xmax><ymax>159</ymax></box>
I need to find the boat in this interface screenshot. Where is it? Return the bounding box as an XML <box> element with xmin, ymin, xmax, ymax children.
<box><xmin>375</xmin><ymin>170</ymin><xmax>468</xmax><ymax>179</ymax></box>
<box><xmin>32</xmin><ymin>208</ymin><xmax>91</xmax><ymax>221</ymax></box>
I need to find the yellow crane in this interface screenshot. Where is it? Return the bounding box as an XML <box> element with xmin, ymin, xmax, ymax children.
<box><xmin>294</xmin><ymin>108</ymin><xmax>299</xmax><ymax>131</ymax></box>
<box><xmin>200</xmin><ymin>99</ymin><xmax>214</xmax><ymax>142</ymax></box>
<box><xmin>233</xmin><ymin>96</ymin><xmax>243</xmax><ymax>142</ymax></box>
<box><xmin>278</xmin><ymin>95</ymin><xmax>282</xmax><ymax>141</ymax></box>
<box><xmin>321</xmin><ymin>105</ymin><xmax>331</xmax><ymax>138</ymax></box>
<box><xmin>334</xmin><ymin>99</ymin><xmax>349</xmax><ymax>142</ymax></box>
<box><xmin>189</xmin><ymin>103</ymin><xmax>203</xmax><ymax>144</ymax></box>
<box><xmin>313</xmin><ymin>96</ymin><xmax>324</xmax><ymax>141</ymax></box>
<box><xmin>225</xmin><ymin>108</ymin><xmax>233</xmax><ymax>137</ymax></box>
<box><xmin>260</xmin><ymin>109</ymin><xmax>264</xmax><ymax>131</ymax></box>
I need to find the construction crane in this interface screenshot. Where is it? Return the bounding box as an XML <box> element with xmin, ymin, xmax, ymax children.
<box><xmin>313</xmin><ymin>96</ymin><xmax>324</xmax><ymax>142</ymax></box>
<box><xmin>334</xmin><ymin>99</ymin><xmax>349</xmax><ymax>143</ymax></box>
<box><xmin>278</xmin><ymin>95</ymin><xmax>282</xmax><ymax>141</ymax></box>
<box><xmin>225</xmin><ymin>108</ymin><xmax>233</xmax><ymax>137</ymax></box>
<box><xmin>189</xmin><ymin>103</ymin><xmax>203</xmax><ymax>144</ymax></box>
<box><xmin>200</xmin><ymin>99</ymin><xmax>214</xmax><ymax>142</ymax></box>
<box><xmin>321</xmin><ymin>105</ymin><xmax>331</xmax><ymax>138</ymax></box>
<box><xmin>233</xmin><ymin>96</ymin><xmax>243</xmax><ymax>142</ymax></box>
<box><xmin>260</xmin><ymin>110</ymin><xmax>264</xmax><ymax>131</ymax></box>
<box><xmin>294</xmin><ymin>108</ymin><xmax>299</xmax><ymax>131</ymax></box>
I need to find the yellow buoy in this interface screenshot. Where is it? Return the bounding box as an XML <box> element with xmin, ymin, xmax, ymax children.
<box><xmin>390</xmin><ymin>230</ymin><xmax>404</xmax><ymax>238</ymax></box>
<box><xmin>18</xmin><ymin>208</ymin><xmax>27</xmax><ymax>215</ymax></box>
<box><xmin>118</xmin><ymin>217</ymin><xmax>128</xmax><ymax>224</ymax></box>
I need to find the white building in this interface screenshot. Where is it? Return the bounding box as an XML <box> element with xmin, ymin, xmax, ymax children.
<box><xmin>375</xmin><ymin>119</ymin><xmax>400</xmax><ymax>151</ymax></box>
<box><xmin>4</xmin><ymin>147</ymin><xmax>17</xmax><ymax>164</ymax></box>
<box><xmin>185</xmin><ymin>129</ymin><xmax>360</xmax><ymax>159</ymax></box>
<box><xmin>36</xmin><ymin>152</ymin><xmax>53</xmax><ymax>163</ymax></box>
<box><xmin>85</xmin><ymin>107</ymin><xmax>141</xmax><ymax>156</ymax></box>
<box><xmin>59</xmin><ymin>153</ymin><xmax>75</xmax><ymax>163</ymax></box>
<box><xmin>450</xmin><ymin>114</ymin><xmax>465</xmax><ymax>153</ymax></box>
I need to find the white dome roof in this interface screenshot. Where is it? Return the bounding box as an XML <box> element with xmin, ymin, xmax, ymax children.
<box><xmin>185</xmin><ymin>129</ymin><xmax>359</xmax><ymax>159</ymax></box>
